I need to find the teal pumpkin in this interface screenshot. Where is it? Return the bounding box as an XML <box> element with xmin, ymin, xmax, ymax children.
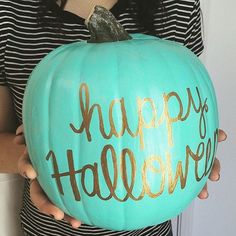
<box><xmin>23</xmin><ymin>6</ymin><xmax>219</xmax><ymax>231</ymax></box>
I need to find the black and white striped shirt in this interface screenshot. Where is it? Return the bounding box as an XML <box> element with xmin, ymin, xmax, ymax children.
<box><xmin>0</xmin><ymin>0</ymin><xmax>203</xmax><ymax>235</ymax></box>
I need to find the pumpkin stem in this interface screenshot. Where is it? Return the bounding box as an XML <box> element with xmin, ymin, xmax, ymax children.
<box><xmin>85</xmin><ymin>5</ymin><xmax>132</xmax><ymax>43</ymax></box>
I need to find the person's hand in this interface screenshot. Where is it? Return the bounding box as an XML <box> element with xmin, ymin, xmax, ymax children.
<box><xmin>14</xmin><ymin>124</ymin><xmax>82</xmax><ymax>228</ymax></box>
<box><xmin>198</xmin><ymin>129</ymin><xmax>227</xmax><ymax>199</ymax></box>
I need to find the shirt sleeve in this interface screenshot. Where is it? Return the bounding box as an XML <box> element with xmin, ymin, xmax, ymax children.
<box><xmin>0</xmin><ymin>1</ymin><xmax>7</xmax><ymax>86</ymax></box>
<box><xmin>184</xmin><ymin>0</ymin><xmax>204</xmax><ymax>56</ymax></box>
<box><xmin>0</xmin><ymin>54</ymin><xmax>6</xmax><ymax>86</ymax></box>
<box><xmin>0</xmin><ymin>7</ymin><xmax>7</xmax><ymax>86</ymax></box>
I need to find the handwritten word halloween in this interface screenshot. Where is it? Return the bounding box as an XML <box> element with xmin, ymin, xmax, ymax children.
<box><xmin>46</xmin><ymin>131</ymin><xmax>218</xmax><ymax>201</ymax></box>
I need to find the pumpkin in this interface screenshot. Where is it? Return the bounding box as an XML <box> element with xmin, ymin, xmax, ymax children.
<box><xmin>23</xmin><ymin>6</ymin><xmax>219</xmax><ymax>231</ymax></box>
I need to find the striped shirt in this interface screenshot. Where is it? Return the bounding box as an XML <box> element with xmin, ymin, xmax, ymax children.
<box><xmin>0</xmin><ymin>0</ymin><xmax>203</xmax><ymax>235</ymax></box>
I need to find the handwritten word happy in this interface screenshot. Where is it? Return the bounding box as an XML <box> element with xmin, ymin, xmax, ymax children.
<box><xmin>69</xmin><ymin>83</ymin><xmax>209</xmax><ymax>149</ymax></box>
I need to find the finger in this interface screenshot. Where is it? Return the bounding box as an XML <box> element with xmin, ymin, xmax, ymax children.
<box><xmin>18</xmin><ymin>148</ymin><xmax>37</xmax><ymax>179</ymax></box>
<box><xmin>30</xmin><ymin>179</ymin><xmax>64</xmax><ymax>220</ymax></box>
<box><xmin>63</xmin><ymin>214</ymin><xmax>82</xmax><ymax>228</ymax></box>
<box><xmin>16</xmin><ymin>125</ymin><xmax>24</xmax><ymax>135</ymax></box>
<box><xmin>198</xmin><ymin>183</ymin><xmax>208</xmax><ymax>200</ymax></box>
<box><xmin>209</xmin><ymin>158</ymin><xmax>221</xmax><ymax>181</ymax></box>
<box><xmin>13</xmin><ymin>134</ymin><xmax>25</xmax><ymax>145</ymax></box>
<box><xmin>218</xmin><ymin>129</ymin><xmax>227</xmax><ymax>142</ymax></box>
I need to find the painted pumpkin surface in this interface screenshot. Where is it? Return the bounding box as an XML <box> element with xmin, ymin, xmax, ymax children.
<box><xmin>23</xmin><ymin>6</ymin><xmax>219</xmax><ymax>231</ymax></box>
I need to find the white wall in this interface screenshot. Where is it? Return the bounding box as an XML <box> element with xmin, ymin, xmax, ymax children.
<box><xmin>0</xmin><ymin>174</ymin><xmax>24</xmax><ymax>236</ymax></box>
<box><xmin>191</xmin><ymin>1</ymin><xmax>236</xmax><ymax>235</ymax></box>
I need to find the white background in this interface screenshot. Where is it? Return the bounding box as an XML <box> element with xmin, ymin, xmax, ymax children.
<box><xmin>191</xmin><ymin>0</ymin><xmax>236</xmax><ymax>235</ymax></box>
<box><xmin>0</xmin><ymin>0</ymin><xmax>235</xmax><ymax>235</ymax></box>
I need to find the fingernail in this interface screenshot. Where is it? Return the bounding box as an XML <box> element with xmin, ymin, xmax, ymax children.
<box><xmin>72</xmin><ymin>222</ymin><xmax>81</xmax><ymax>228</ymax></box>
<box><xmin>223</xmin><ymin>134</ymin><xmax>227</xmax><ymax>141</ymax></box>
<box><xmin>200</xmin><ymin>192</ymin><xmax>208</xmax><ymax>200</ymax></box>
<box><xmin>202</xmin><ymin>193</ymin><xmax>208</xmax><ymax>199</ymax></box>
<box><xmin>16</xmin><ymin>131</ymin><xmax>23</xmax><ymax>136</ymax></box>
<box><xmin>49</xmin><ymin>214</ymin><xmax>56</xmax><ymax>220</ymax></box>
<box><xmin>22</xmin><ymin>172</ymin><xmax>28</xmax><ymax>179</ymax></box>
<box><xmin>16</xmin><ymin>133</ymin><xmax>23</xmax><ymax>136</ymax></box>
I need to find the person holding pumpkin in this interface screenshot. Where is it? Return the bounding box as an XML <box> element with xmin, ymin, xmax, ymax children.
<box><xmin>0</xmin><ymin>0</ymin><xmax>227</xmax><ymax>236</ymax></box>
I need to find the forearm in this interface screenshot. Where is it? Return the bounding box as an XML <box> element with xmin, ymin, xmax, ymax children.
<box><xmin>0</xmin><ymin>133</ymin><xmax>25</xmax><ymax>173</ymax></box>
